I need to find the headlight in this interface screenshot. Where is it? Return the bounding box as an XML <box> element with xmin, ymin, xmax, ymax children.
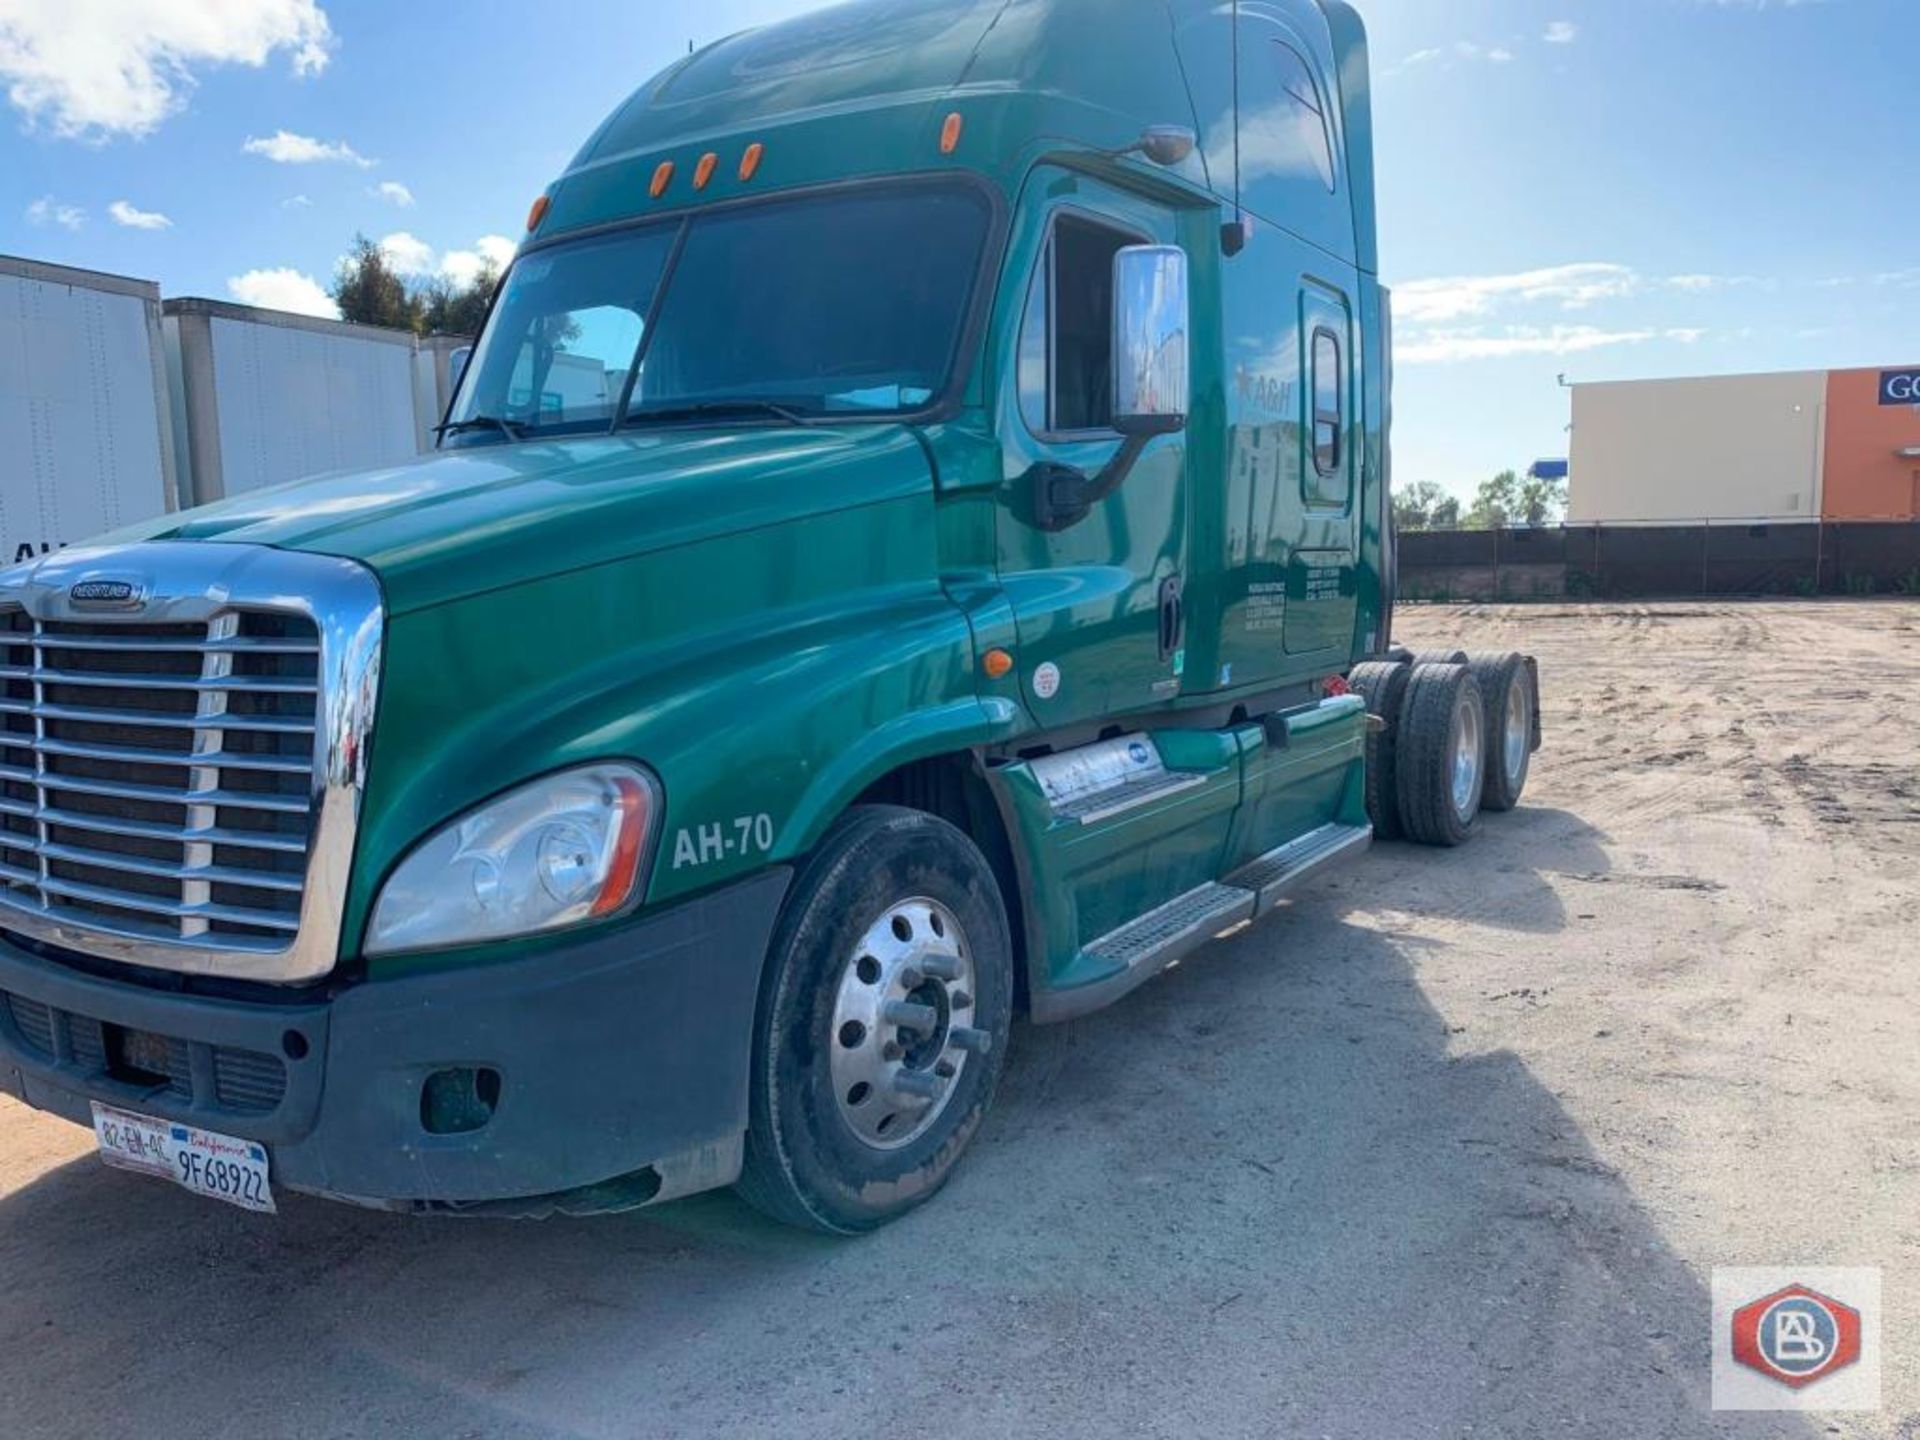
<box><xmin>366</xmin><ymin>763</ymin><xmax>658</xmax><ymax>956</ymax></box>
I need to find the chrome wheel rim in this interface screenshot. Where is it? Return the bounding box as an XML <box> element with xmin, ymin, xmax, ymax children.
<box><xmin>829</xmin><ymin>897</ymin><xmax>982</xmax><ymax>1152</ymax></box>
<box><xmin>1504</xmin><ymin>678</ymin><xmax>1530</xmax><ymax>784</ymax></box>
<box><xmin>1451</xmin><ymin>693</ymin><xmax>1484</xmax><ymax>821</ymax></box>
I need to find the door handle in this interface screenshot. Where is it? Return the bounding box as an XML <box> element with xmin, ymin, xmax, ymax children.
<box><xmin>1158</xmin><ymin>576</ymin><xmax>1184</xmax><ymax>662</ymax></box>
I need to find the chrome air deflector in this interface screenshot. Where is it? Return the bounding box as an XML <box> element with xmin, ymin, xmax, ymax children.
<box><xmin>0</xmin><ymin>544</ymin><xmax>382</xmax><ymax>984</ymax></box>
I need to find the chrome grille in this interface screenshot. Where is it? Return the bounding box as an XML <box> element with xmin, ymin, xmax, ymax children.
<box><xmin>0</xmin><ymin>607</ymin><xmax>320</xmax><ymax>948</ymax></box>
<box><xmin>0</xmin><ymin>544</ymin><xmax>382</xmax><ymax>984</ymax></box>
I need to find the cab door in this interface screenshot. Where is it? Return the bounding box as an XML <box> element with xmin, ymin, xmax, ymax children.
<box><xmin>994</xmin><ymin>168</ymin><xmax>1190</xmax><ymax>728</ymax></box>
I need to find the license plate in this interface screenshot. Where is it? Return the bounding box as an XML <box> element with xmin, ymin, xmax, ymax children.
<box><xmin>91</xmin><ymin>1103</ymin><xmax>276</xmax><ymax>1215</ymax></box>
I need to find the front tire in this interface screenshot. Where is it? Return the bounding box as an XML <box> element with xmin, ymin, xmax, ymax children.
<box><xmin>737</xmin><ymin>806</ymin><xmax>1014</xmax><ymax>1234</ymax></box>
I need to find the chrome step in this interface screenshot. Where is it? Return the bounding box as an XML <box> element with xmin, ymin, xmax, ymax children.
<box><xmin>1084</xmin><ymin>882</ymin><xmax>1255</xmax><ymax>973</ymax></box>
<box><xmin>1227</xmin><ymin>822</ymin><xmax>1374</xmax><ymax>916</ymax></box>
<box><xmin>1050</xmin><ymin>770</ymin><xmax>1205</xmax><ymax>825</ymax></box>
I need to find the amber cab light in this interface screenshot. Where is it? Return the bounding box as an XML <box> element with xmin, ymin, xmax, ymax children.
<box><xmin>649</xmin><ymin>161</ymin><xmax>676</xmax><ymax>199</ymax></box>
<box><xmin>694</xmin><ymin>153</ymin><xmax>719</xmax><ymax>190</ymax></box>
<box><xmin>739</xmin><ymin>142</ymin><xmax>765</xmax><ymax>182</ymax></box>
<box><xmin>940</xmin><ymin>112</ymin><xmax>964</xmax><ymax>155</ymax></box>
<box><xmin>525</xmin><ymin>194</ymin><xmax>551</xmax><ymax>232</ymax></box>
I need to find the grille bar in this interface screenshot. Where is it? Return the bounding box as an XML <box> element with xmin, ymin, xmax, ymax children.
<box><xmin>0</xmin><ymin>603</ymin><xmax>322</xmax><ymax>954</ymax></box>
<box><xmin>0</xmin><ymin>666</ymin><xmax>318</xmax><ymax>695</ymax></box>
<box><xmin>0</xmin><ymin>800</ymin><xmax>312</xmax><ymax>853</ymax></box>
<box><xmin>0</xmin><ymin>701</ymin><xmax>316</xmax><ymax>734</ymax></box>
<box><xmin>35</xmin><ymin>738</ymin><xmax>312</xmax><ymax>775</ymax></box>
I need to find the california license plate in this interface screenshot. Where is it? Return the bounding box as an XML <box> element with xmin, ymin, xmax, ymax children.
<box><xmin>90</xmin><ymin>1102</ymin><xmax>276</xmax><ymax>1214</ymax></box>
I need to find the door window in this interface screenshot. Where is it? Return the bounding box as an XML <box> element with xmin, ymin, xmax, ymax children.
<box><xmin>1017</xmin><ymin>213</ymin><xmax>1141</xmax><ymax>436</ymax></box>
<box><xmin>1308</xmin><ymin>324</ymin><xmax>1349</xmax><ymax>507</ymax></box>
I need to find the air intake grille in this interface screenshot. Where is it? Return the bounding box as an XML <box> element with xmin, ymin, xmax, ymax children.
<box><xmin>0</xmin><ymin>606</ymin><xmax>319</xmax><ymax>952</ymax></box>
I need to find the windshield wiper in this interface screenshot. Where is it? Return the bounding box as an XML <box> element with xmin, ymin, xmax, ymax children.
<box><xmin>435</xmin><ymin>414</ymin><xmax>527</xmax><ymax>442</ymax></box>
<box><xmin>620</xmin><ymin>399</ymin><xmax>821</xmax><ymax>430</ymax></box>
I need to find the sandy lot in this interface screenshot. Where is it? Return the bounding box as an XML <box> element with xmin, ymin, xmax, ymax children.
<box><xmin>2</xmin><ymin>601</ymin><xmax>1916</xmax><ymax>1439</ymax></box>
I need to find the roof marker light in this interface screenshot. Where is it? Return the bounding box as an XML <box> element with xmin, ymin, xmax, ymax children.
<box><xmin>526</xmin><ymin>194</ymin><xmax>551</xmax><ymax>232</ymax></box>
<box><xmin>739</xmin><ymin>142</ymin><xmax>764</xmax><ymax>182</ymax></box>
<box><xmin>694</xmin><ymin>152</ymin><xmax>719</xmax><ymax>190</ymax></box>
<box><xmin>940</xmin><ymin>112</ymin><xmax>964</xmax><ymax>155</ymax></box>
<box><xmin>650</xmin><ymin>161</ymin><xmax>676</xmax><ymax>199</ymax></box>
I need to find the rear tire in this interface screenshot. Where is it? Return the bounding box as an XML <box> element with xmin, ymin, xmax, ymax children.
<box><xmin>1395</xmin><ymin>664</ymin><xmax>1487</xmax><ymax>848</ymax></box>
<box><xmin>1468</xmin><ymin>652</ymin><xmax>1533</xmax><ymax>813</ymax></box>
<box><xmin>1410</xmin><ymin>648</ymin><xmax>1469</xmax><ymax>667</ymax></box>
<box><xmin>737</xmin><ymin>806</ymin><xmax>1013</xmax><ymax>1234</ymax></box>
<box><xmin>1347</xmin><ymin>660</ymin><xmax>1412</xmax><ymax>842</ymax></box>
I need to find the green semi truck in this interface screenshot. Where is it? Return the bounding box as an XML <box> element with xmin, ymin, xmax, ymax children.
<box><xmin>0</xmin><ymin>0</ymin><xmax>1538</xmax><ymax>1232</ymax></box>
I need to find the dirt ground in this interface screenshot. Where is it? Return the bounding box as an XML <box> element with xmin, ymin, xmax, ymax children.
<box><xmin>2</xmin><ymin>600</ymin><xmax>1916</xmax><ymax>1439</ymax></box>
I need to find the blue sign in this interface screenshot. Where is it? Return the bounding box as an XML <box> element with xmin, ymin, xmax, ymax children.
<box><xmin>1880</xmin><ymin>369</ymin><xmax>1920</xmax><ymax>406</ymax></box>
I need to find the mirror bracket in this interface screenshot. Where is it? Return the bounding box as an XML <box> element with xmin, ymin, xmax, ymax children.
<box><xmin>1029</xmin><ymin>433</ymin><xmax>1153</xmax><ymax>533</ymax></box>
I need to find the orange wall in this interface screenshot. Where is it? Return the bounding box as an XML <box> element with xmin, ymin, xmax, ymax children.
<box><xmin>1823</xmin><ymin>367</ymin><xmax>1920</xmax><ymax>520</ymax></box>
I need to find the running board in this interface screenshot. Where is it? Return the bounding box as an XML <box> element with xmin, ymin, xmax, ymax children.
<box><xmin>1227</xmin><ymin>822</ymin><xmax>1375</xmax><ymax>917</ymax></box>
<box><xmin>1033</xmin><ymin>821</ymin><xmax>1374</xmax><ymax>1024</ymax></box>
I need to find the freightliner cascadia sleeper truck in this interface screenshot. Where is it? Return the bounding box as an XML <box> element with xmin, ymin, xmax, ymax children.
<box><xmin>0</xmin><ymin>0</ymin><xmax>1538</xmax><ymax>1232</ymax></box>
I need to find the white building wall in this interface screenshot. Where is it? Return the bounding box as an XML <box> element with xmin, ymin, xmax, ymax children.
<box><xmin>1570</xmin><ymin>372</ymin><xmax>1829</xmax><ymax>523</ymax></box>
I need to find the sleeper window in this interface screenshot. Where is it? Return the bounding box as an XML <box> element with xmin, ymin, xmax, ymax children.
<box><xmin>1016</xmin><ymin>214</ymin><xmax>1135</xmax><ymax>434</ymax></box>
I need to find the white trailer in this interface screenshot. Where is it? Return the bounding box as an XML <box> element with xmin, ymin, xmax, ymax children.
<box><xmin>163</xmin><ymin>299</ymin><xmax>424</xmax><ymax>504</ymax></box>
<box><xmin>0</xmin><ymin>255</ymin><xmax>179</xmax><ymax>565</ymax></box>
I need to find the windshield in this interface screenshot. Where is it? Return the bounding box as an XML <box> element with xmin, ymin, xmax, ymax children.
<box><xmin>443</xmin><ymin>182</ymin><xmax>993</xmax><ymax>442</ymax></box>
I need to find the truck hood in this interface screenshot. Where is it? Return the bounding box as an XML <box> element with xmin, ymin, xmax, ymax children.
<box><xmin>110</xmin><ymin>426</ymin><xmax>934</xmax><ymax>615</ymax></box>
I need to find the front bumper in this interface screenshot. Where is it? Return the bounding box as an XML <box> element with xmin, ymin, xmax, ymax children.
<box><xmin>0</xmin><ymin>869</ymin><xmax>790</xmax><ymax>1213</ymax></box>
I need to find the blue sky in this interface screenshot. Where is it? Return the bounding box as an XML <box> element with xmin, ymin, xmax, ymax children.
<box><xmin>2</xmin><ymin>0</ymin><xmax>1914</xmax><ymax>500</ymax></box>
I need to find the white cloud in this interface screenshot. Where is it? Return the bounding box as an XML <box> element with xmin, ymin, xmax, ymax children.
<box><xmin>382</xmin><ymin>233</ymin><xmax>517</xmax><ymax>288</ymax></box>
<box><xmin>1395</xmin><ymin>263</ymin><xmax>1641</xmax><ymax>324</ymax></box>
<box><xmin>1386</xmin><ymin>40</ymin><xmax>1517</xmax><ymax>76</ymax></box>
<box><xmin>227</xmin><ymin>267</ymin><xmax>338</xmax><ymax>319</ymax></box>
<box><xmin>107</xmin><ymin>199</ymin><xmax>171</xmax><ymax>230</ymax></box>
<box><xmin>377</xmin><ymin>231</ymin><xmax>435</xmax><ymax>276</ymax></box>
<box><xmin>438</xmin><ymin>235</ymin><xmax>516</xmax><ymax>287</ymax></box>
<box><xmin>25</xmin><ymin>194</ymin><xmax>84</xmax><ymax>229</ymax></box>
<box><xmin>372</xmin><ymin>180</ymin><xmax>414</xmax><ymax>207</ymax></box>
<box><xmin>280</xmin><ymin>193</ymin><xmax>312</xmax><ymax>210</ymax></box>
<box><xmin>1397</xmin><ymin>325</ymin><xmax>1696</xmax><ymax>366</ymax></box>
<box><xmin>1543</xmin><ymin>21</ymin><xmax>1579</xmax><ymax>44</ymax></box>
<box><xmin>1872</xmin><ymin>268</ymin><xmax>1920</xmax><ymax>289</ymax></box>
<box><xmin>243</xmin><ymin>129</ymin><xmax>371</xmax><ymax>166</ymax></box>
<box><xmin>0</xmin><ymin>0</ymin><xmax>331</xmax><ymax>140</ymax></box>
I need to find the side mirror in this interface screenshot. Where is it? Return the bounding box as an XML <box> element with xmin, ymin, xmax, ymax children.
<box><xmin>1112</xmin><ymin>244</ymin><xmax>1190</xmax><ymax>438</ymax></box>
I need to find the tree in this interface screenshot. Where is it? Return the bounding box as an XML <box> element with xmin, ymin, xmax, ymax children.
<box><xmin>1463</xmin><ymin>468</ymin><xmax>1568</xmax><ymax>530</ymax></box>
<box><xmin>417</xmin><ymin>265</ymin><xmax>500</xmax><ymax>338</ymax></box>
<box><xmin>331</xmin><ymin>235</ymin><xmax>499</xmax><ymax>338</ymax></box>
<box><xmin>331</xmin><ymin>234</ymin><xmax>418</xmax><ymax>333</ymax></box>
<box><xmin>1393</xmin><ymin>480</ymin><xmax>1462</xmax><ymax>532</ymax></box>
<box><xmin>1465</xmin><ymin>470</ymin><xmax>1520</xmax><ymax>530</ymax></box>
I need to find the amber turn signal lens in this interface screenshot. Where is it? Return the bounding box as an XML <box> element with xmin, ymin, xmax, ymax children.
<box><xmin>983</xmin><ymin>649</ymin><xmax>1015</xmax><ymax>680</ymax></box>
<box><xmin>739</xmin><ymin>142</ymin><xmax>764</xmax><ymax>182</ymax></box>
<box><xmin>525</xmin><ymin>194</ymin><xmax>551</xmax><ymax>232</ymax></box>
<box><xmin>694</xmin><ymin>152</ymin><xmax>719</xmax><ymax>190</ymax></box>
<box><xmin>940</xmin><ymin>112</ymin><xmax>964</xmax><ymax>155</ymax></box>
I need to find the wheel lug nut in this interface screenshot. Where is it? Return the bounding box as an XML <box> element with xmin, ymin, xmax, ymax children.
<box><xmin>947</xmin><ymin>1025</ymin><xmax>993</xmax><ymax>1056</ymax></box>
<box><xmin>882</xmin><ymin>999</ymin><xmax>938</xmax><ymax>1033</ymax></box>
<box><xmin>882</xmin><ymin>1041</ymin><xmax>904</xmax><ymax>1062</ymax></box>
<box><xmin>951</xmin><ymin>990</ymin><xmax>973</xmax><ymax>1011</ymax></box>
<box><xmin>916</xmin><ymin>954</ymin><xmax>961</xmax><ymax>982</ymax></box>
<box><xmin>935</xmin><ymin>1060</ymin><xmax>957</xmax><ymax>1080</ymax></box>
<box><xmin>891</xmin><ymin>1070</ymin><xmax>943</xmax><ymax>1101</ymax></box>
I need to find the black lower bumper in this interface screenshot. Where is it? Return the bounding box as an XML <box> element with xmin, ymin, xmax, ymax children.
<box><xmin>0</xmin><ymin>869</ymin><xmax>790</xmax><ymax>1211</ymax></box>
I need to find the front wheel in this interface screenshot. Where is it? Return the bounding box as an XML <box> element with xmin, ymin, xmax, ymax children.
<box><xmin>736</xmin><ymin>806</ymin><xmax>1014</xmax><ymax>1234</ymax></box>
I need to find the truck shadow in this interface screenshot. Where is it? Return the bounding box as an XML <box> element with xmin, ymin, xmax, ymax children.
<box><xmin>1335</xmin><ymin>806</ymin><xmax>1615</xmax><ymax>938</ymax></box>
<box><xmin>0</xmin><ymin>881</ymin><xmax>1825</xmax><ymax>1440</ymax></box>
